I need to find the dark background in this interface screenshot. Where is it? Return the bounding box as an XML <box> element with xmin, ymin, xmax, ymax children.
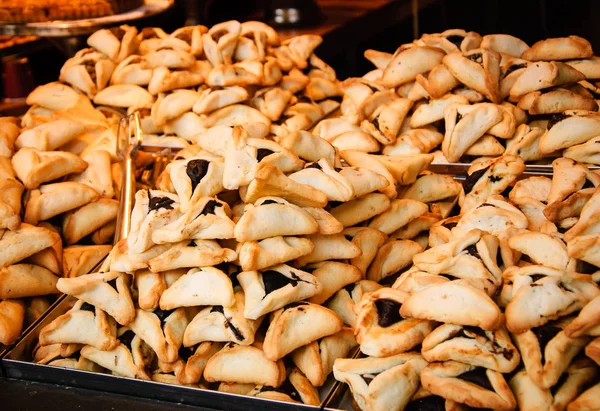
<box><xmin>326</xmin><ymin>0</ymin><xmax>600</xmax><ymax>79</ymax></box>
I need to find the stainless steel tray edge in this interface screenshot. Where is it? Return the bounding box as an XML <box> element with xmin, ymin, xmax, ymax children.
<box><xmin>1</xmin><ymin>276</ymin><xmax>346</xmax><ymax>411</ymax></box>
<box><xmin>1</xmin><ymin>360</ymin><xmax>326</xmax><ymax>411</ymax></box>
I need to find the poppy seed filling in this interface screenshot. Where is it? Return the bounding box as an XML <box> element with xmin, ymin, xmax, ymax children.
<box><xmin>374</xmin><ymin>298</ymin><xmax>403</xmax><ymax>327</ymax></box>
<box><xmin>457</xmin><ymin>367</ymin><xmax>494</xmax><ymax>391</ymax></box>
<box><xmin>186</xmin><ymin>159</ymin><xmax>210</xmax><ymax>192</ymax></box>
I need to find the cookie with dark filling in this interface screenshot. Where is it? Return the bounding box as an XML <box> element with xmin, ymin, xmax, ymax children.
<box><xmin>333</xmin><ymin>352</ymin><xmax>428</xmax><ymax>411</ymax></box>
<box><xmin>222</xmin><ymin>129</ymin><xmax>304</xmax><ymax>190</ymax></box>
<box><xmin>511</xmin><ymin>316</ymin><xmax>592</xmax><ymax>388</ymax></box>
<box><xmin>458</xmin><ymin>155</ymin><xmax>525</xmax><ymax>213</ymax></box>
<box><xmin>126</xmin><ymin>189</ymin><xmax>181</xmax><ymax>254</ymax></box>
<box><xmin>420</xmin><ymin>361</ymin><xmax>516</xmax><ymax>410</ymax></box>
<box><xmin>183</xmin><ymin>291</ymin><xmax>262</xmax><ymax>347</ymax></box>
<box><xmin>354</xmin><ymin>288</ymin><xmax>436</xmax><ymax>357</ymax></box>
<box><xmin>128</xmin><ymin>307</ymin><xmax>190</xmax><ymax>364</ymax></box>
<box><xmin>238</xmin><ymin>264</ymin><xmax>320</xmax><ymax>320</ymax></box>
<box><xmin>39</xmin><ymin>299</ymin><xmax>118</xmax><ymax>351</ymax></box>
<box><xmin>421</xmin><ymin>323</ymin><xmax>520</xmax><ymax>373</ymax></box>
<box><xmin>505</xmin><ymin>268</ymin><xmax>600</xmax><ymax>333</ymax></box>
<box><xmin>165</xmin><ymin>153</ymin><xmax>225</xmax><ymax>213</ymax></box>
<box><xmin>151</xmin><ymin>196</ymin><xmax>235</xmax><ymax>244</ymax></box>
<box><xmin>80</xmin><ymin>327</ymin><xmax>153</xmax><ymax>380</ymax></box>
<box><xmin>158</xmin><ymin>341</ymin><xmax>224</xmax><ymax>385</ymax></box>
<box><xmin>412</xmin><ymin>229</ymin><xmax>503</xmax><ymax>295</ymax></box>
<box><xmin>443</xmin><ymin>49</ymin><xmax>502</xmax><ymax>103</ymax></box>
<box><xmin>539</xmin><ymin>109</ymin><xmax>600</xmax><ymax>154</ymax></box>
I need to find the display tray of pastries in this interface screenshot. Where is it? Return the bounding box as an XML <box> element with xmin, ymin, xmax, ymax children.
<box><xmin>2</xmin><ymin>20</ymin><xmax>600</xmax><ymax>411</ymax></box>
<box><xmin>0</xmin><ymin>0</ymin><xmax>143</xmax><ymax>24</ymax></box>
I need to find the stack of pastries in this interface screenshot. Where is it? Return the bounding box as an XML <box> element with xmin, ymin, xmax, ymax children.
<box><xmin>1</xmin><ymin>19</ymin><xmax>600</xmax><ymax>411</ymax></box>
<box><xmin>333</xmin><ymin>155</ymin><xmax>600</xmax><ymax>411</ymax></box>
<box><xmin>33</xmin><ymin>123</ymin><xmax>429</xmax><ymax>400</ymax></box>
<box><xmin>48</xmin><ymin>21</ymin><xmax>341</xmax><ymax>149</ymax></box>
<box><xmin>330</xmin><ymin>30</ymin><xmax>600</xmax><ymax>166</ymax></box>
<box><xmin>2</xmin><ymin>20</ymin><xmax>342</xmax><ymax>350</ymax></box>
<box><xmin>0</xmin><ymin>86</ymin><xmax>120</xmax><ymax>347</ymax></box>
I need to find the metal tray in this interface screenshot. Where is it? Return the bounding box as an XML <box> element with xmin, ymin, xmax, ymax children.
<box><xmin>1</xmin><ymin>112</ymin><xmax>352</xmax><ymax>410</ymax></box>
<box><xmin>2</xmin><ymin>295</ymin><xmax>350</xmax><ymax>411</ymax></box>
<box><xmin>9</xmin><ymin>113</ymin><xmax>570</xmax><ymax>411</ymax></box>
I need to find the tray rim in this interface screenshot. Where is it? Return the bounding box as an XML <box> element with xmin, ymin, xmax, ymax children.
<box><xmin>1</xmin><ymin>357</ymin><xmax>328</xmax><ymax>411</ymax></box>
<box><xmin>2</xmin><ymin>294</ymin><xmax>348</xmax><ymax>411</ymax></box>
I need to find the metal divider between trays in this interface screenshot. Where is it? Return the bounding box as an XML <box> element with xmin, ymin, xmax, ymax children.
<box><xmin>1</xmin><ymin>112</ymin><xmax>353</xmax><ymax>411</ymax></box>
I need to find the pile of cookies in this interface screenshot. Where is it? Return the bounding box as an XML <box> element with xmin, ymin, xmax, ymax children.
<box><xmin>0</xmin><ymin>85</ymin><xmax>121</xmax><ymax>347</ymax></box>
<box><xmin>5</xmin><ymin>20</ymin><xmax>600</xmax><ymax>410</ymax></box>
<box><xmin>33</xmin><ymin>119</ymin><xmax>439</xmax><ymax>401</ymax></box>
<box><xmin>2</xmin><ymin>19</ymin><xmax>342</xmax><ymax>349</ymax></box>
<box><xmin>46</xmin><ymin>22</ymin><xmax>341</xmax><ymax>149</ymax></box>
<box><xmin>332</xmin><ymin>155</ymin><xmax>600</xmax><ymax>411</ymax></box>
<box><xmin>331</xmin><ymin>29</ymin><xmax>600</xmax><ymax>165</ymax></box>
<box><xmin>24</xmin><ymin>20</ymin><xmax>351</xmax><ymax>404</ymax></box>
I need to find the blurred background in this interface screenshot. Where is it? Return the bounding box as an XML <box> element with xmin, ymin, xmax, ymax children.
<box><xmin>1</xmin><ymin>0</ymin><xmax>599</xmax><ymax>111</ymax></box>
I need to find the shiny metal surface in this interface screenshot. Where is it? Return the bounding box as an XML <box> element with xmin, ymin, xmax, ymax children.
<box><xmin>114</xmin><ymin>113</ymin><xmax>143</xmax><ymax>244</ymax></box>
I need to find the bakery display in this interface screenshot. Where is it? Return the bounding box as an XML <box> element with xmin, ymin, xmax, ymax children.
<box><xmin>0</xmin><ymin>0</ymin><xmax>143</xmax><ymax>23</ymax></box>
<box><xmin>2</xmin><ymin>19</ymin><xmax>600</xmax><ymax>411</ymax></box>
